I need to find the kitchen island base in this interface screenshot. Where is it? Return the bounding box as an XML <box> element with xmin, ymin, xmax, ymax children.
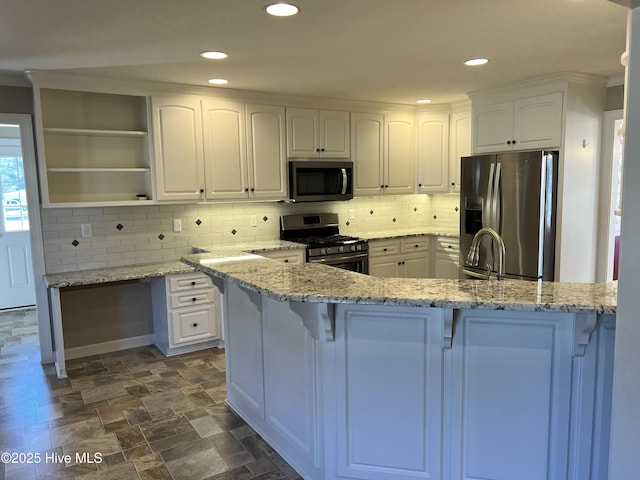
<box><xmin>219</xmin><ymin>281</ymin><xmax>614</xmax><ymax>480</ymax></box>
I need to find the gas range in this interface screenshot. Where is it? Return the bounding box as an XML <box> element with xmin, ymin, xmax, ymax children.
<box><xmin>280</xmin><ymin>213</ymin><xmax>369</xmax><ymax>274</ymax></box>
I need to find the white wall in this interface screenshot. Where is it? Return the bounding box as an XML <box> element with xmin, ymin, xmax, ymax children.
<box><xmin>608</xmin><ymin>3</ymin><xmax>640</xmax><ymax>479</ymax></box>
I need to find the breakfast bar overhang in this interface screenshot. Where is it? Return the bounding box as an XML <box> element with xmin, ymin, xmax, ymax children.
<box><xmin>182</xmin><ymin>251</ymin><xmax>616</xmax><ymax>480</ymax></box>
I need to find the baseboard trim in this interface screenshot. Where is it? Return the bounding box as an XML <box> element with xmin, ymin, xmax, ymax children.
<box><xmin>64</xmin><ymin>334</ymin><xmax>155</xmax><ymax>360</ymax></box>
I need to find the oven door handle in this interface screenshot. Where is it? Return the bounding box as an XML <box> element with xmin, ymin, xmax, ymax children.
<box><xmin>340</xmin><ymin>168</ymin><xmax>348</xmax><ymax>195</ymax></box>
<box><xmin>309</xmin><ymin>253</ymin><xmax>369</xmax><ymax>264</ymax></box>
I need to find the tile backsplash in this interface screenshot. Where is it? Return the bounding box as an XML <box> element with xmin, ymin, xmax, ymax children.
<box><xmin>41</xmin><ymin>194</ymin><xmax>460</xmax><ymax>273</ymax></box>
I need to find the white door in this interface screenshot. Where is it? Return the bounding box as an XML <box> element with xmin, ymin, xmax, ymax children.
<box><xmin>0</xmin><ymin>123</ymin><xmax>35</xmax><ymax>309</ymax></box>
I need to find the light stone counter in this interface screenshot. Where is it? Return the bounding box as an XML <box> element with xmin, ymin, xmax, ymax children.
<box><xmin>351</xmin><ymin>227</ymin><xmax>459</xmax><ymax>241</ymax></box>
<box><xmin>181</xmin><ymin>251</ymin><xmax>617</xmax><ymax>314</ymax></box>
<box><xmin>192</xmin><ymin>239</ymin><xmax>306</xmax><ymax>254</ymax></box>
<box><xmin>44</xmin><ymin>261</ymin><xmax>196</xmax><ymax>288</ymax></box>
<box><xmin>185</xmin><ymin>249</ymin><xmax>617</xmax><ymax>480</ymax></box>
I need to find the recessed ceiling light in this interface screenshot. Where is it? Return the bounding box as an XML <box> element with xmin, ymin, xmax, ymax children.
<box><xmin>208</xmin><ymin>78</ymin><xmax>229</xmax><ymax>85</ymax></box>
<box><xmin>464</xmin><ymin>58</ymin><xmax>489</xmax><ymax>66</ymax></box>
<box><xmin>200</xmin><ymin>51</ymin><xmax>228</xmax><ymax>60</ymax></box>
<box><xmin>416</xmin><ymin>99</ymin><xmax>432</xmax><ymax>104</ymax></box>
<box><xmin>265</xmin><ymin>3</ymin><xmax>299</xmax><ymax>17</ymax></box>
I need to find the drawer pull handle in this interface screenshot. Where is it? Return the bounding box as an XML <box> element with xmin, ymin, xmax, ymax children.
<box><xmin>383</xmin><ymin>248</ymin><xmax>388</xmax><ymax>252</ymax></box>
<box><xmin>192</xmin><ymin>297</ymin><xmax>197</xmax><ymax>302</ymax></box>
<box><xmin>192</xmin><ymin>322</ymin><xmax>199</xmax><ymax>328</ymax></box>
<box><xmin>415</xmin><ymin>244</ymin><xmax>419</xmax><ymax>248</ymax></box>
<box><xmin>284</xmin><ymin>259</ymin><xmax>289</xmax><ymax>263</ymax></box>
<box><xmin>191</xmin><ymin>281</ymin><xmax>196</xmax><ymax>286</ymax></box>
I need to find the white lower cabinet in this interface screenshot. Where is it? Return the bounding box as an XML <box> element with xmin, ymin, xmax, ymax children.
<box><xmin>332</xmin><ymin>305</ymin><xmax>444</xmax><ymax>480</ymax></box>
<box><xmin>152</xmin><ymin>272</ymin><xmax>220</xmax><ymax>356</ymax></box>
<box><xmin>433</xmin><ymin>236</ymin><xmax>460</xmax><ymax>279</ymax></box>
<box><xmin>368</xmin><ymin>238</ymin><xmax>430</xmax><ymax>278</ymax></box>
<box><xmin>217</xmin><ymin>275</ymin><xmax>615</xmax><ymax>480</ymax></box>
<box><xmin>449</xmin><ymin>310</ymin><xmax>573</xmax><ymax>480</ymax></box>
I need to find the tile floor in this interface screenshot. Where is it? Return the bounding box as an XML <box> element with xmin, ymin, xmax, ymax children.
<box><xmin>0</xmin><ymin>309</ymin><xmax>302</xmax><ymax>480</ymax></box>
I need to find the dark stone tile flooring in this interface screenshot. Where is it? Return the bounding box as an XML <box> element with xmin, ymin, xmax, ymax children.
<box><xmin>0</xmin><ymin>310</ymin><xmax>302</xmax><ymax>480</ymax></box>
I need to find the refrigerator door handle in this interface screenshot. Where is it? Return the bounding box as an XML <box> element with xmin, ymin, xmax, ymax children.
<box><xmin>493</xmin><ymin>162</ymin><xmax>502</xmax><ymax>230</ymax></box>
<box><xmin>485</xmin><ymin>162</ymin><xmax>495</xmax><ymax>229</ymax></box>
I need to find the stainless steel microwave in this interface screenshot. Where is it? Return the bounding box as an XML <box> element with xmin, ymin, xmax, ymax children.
<box><xmin>288</xmin><ymin>160</ymin><xmax>353</xmax><ymax>202</ymax></box>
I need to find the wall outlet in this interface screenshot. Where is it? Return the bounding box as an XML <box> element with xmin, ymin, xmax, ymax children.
<box><xmin>172</xmin><ymin>219</ymin><xmax>182</xmax><ymax>232</ymax></box>
<box><xmin>250</xmin><ymin>215</ymin><xmax>257</xmax><ymax>227</ymax></box>
<box><xmin>81</xmin><ymin>223</ymin><xmax>92</xmax><ymax>238</ymax></box>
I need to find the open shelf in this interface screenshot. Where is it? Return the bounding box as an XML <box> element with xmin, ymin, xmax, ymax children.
<box><xmin>36</xmin><ymin>88</ymin><xmax>153</xmax><ymax>206</ymax></box>
<box><xmin>44</xmin><ymin>127</ymin><xmax>148</xmax><ymax>137</ymax></box>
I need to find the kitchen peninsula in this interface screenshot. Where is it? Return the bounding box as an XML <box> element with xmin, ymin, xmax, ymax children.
<box><xmin>182</xmin><ymin>250</ymin><xmax>616</xmax><ymax>480</ymax></box>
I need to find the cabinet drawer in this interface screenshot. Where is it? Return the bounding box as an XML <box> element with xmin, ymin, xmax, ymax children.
<box><xmin>436</xmin><ymin>237</ymin><xmax>460</xmax><ymax>253</ymax></box>
<box><xmin>168</xmin><ymin>272</ymin><xmax>213</xmax><ymax>292</ymax></box>
<box><xmin>169</xmin><ymin>305</ymin><xmax>218</xmax><ymax>346</ymax></box>
<box><xmin>261</xmin><ymin>249</ymin><xmax>306</xmax><ymax>264</ymax></box>
<box><xmin>369</xmin><ymin>240</ymin><xmax>400</xmax><ymax>256</ymax></box>
<box><xmin>401</xmin><ymin>238</ymin><xmax>429</xmax><ymax>253</ymax></box>
<box><xmin>169</xmin><ymin>289</ymin><xmax>217</xmax><ymax>309</ymax></box>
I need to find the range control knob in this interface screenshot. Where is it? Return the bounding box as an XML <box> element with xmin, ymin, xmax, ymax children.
<box><xmin>326</xmin><ymin>248</ymin><xmax>332</xmax><ymax>255</ymax></box>
<box><xmin>320</xmin><ymin>248</ymin><xmax>327</xmax><ymax>255</ymax></box>
<box><xmin>338</xmin><ymin>246</ymin><xmax>344</xmax><ymax>253</ymax></box>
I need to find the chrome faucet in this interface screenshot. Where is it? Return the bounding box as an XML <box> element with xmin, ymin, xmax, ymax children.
<box><xmin>465</xmin><ymin>227</ymin><xmax>506</xmax><ymax>280</ymax></box>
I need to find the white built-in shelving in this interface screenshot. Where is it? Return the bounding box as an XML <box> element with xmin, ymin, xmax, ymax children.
<box><xmin>33</xmin><ymin>85</ymin><xmax>153</xmax><ymax>207</ymax></box>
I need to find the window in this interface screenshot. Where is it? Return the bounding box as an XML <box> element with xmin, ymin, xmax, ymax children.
<box><xmin>0</xmin><ymin>156</ymin><xmax>29</xmax><ymax>232</ymax></box>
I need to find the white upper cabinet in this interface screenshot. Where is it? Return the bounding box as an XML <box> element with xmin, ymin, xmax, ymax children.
<box><xmin>472</xmin><ymin>92</ymin><xmax>563</xmax><ymax>154</ymax></box>
<box><xmin>245</xmin><ymin>104</ymin><xmax>287</xmax><ymax>200</ymax></box>
<box><xmin>152</xmin><ymin>97</ymin><xmax>287</xmax><ymax>202</ymax></box>
<box><xmin>351</xmin><ymin>112</ymin><xmax>384</xmax><ymax>196</ymax></box>
<box><xmin>449</xmin><ymin>105</ymin><xmax>472</xmax><ymax>192</ymax></box>
<box><xmin>202</xmin><ymin>99</ymin><xmax>247</xmax><ymax>200</ymax></box>
<box><xmin>384</xmin><ymin>112</ymin><xmax>416</xmax><ymax>195</ymax></box>
<box><xmin>152</xmin><ymin>95</ymin><xmax>206</xmax><ymax>201</ymax></box>
<box><xmin>417</xmin><ymin>111</ymin><xmax>450</xmax><ymax>193</ymax></box>
<box><xmin>352</xmin><ymin>111</ymin><xmax>415</xmax><ymax>196</ymax></box>
<box><xmin>286</xmin><ymin>107</ymin><xmax>350</xmax><ymax>158</ymax></box>
<box><xmin>513</xmin><ymin>92</ymin><xmax>563</xmax><ymax>150</ymax></box>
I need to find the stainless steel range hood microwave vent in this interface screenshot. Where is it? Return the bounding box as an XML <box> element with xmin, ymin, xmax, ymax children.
<box><xmin>288</xmin><ymin>160</ymin><xmax>353</xmax><ymax>202</ymax></box>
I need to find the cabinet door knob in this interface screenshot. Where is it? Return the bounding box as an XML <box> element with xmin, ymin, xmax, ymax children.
<box><xmin>191</xmin><ymin>281</ymin><xmax>196</xmax><ymax>286</ymax></box>
<box><xmin>192</xmin><ymin>297</ymin><xmax>197</xmax><ymax>302</ymax></box>
<box><xmin>512</xmin><ymin>139</ymin><xmax>517</xmax><ymax>144</ymax></box>
<box><xmin>384</xmin><ymin>184</ymin><xmax>389</xmax><ymax>188</ymax></box>
<box><xmin>284</xmin><ymin>259</ymin><xmax>289</xmax><ymax>263</ymax></box>
<box><xmin>192</xmin><ymin>322</ymin><xmax>199</xmax><ymax>328</ymax></box>
<box><xmin>383</xmin><ymin>248</ymin><xmax>388</xmax><ymax>252</ymax></box>
<box><xmin>250</xmin><ymin>187</ymin><xmax>255</xmax><ymax>192</ymax></box>
<box><xmin>200</xmin><ymin>188</ymin><xmax>205</xmax><ymax>193</ymax></box>
<box><xmin>451</xmin><ymin>182</ymin><xmax>455</xmax><ymax>186</ymax></box>
<box><xmin>415</xmin><ymin>244</ymin><xmax>419</xmax><ymax>248</ymax></box>
<box><xmin>506</xmin><ymin>140</ymin><xmax>512</xmax><ymax>145</ymax></box>
<box><xmin>320</xmin><ymin>148</ymin><xmax>325</xmax><ymax>152</ymax></box>
<box><xmin>316</xmin><ymin>148</ymin><xmax>320</xmax><ymax>152</ymax></box>
<box><xmin>245</xmin><ymin>188</ymin><xmax>249</xmax><ymax>192</ymax></box>
<box><xmin>418</xmin><ymin>183</ymin><xmax>422</xmax><ymax>187</ymax></box>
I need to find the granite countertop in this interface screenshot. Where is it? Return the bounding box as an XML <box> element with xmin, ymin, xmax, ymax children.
<box><xmin>192</xmin><ymin>240</ymin><xmax>306</xmax><ymax>254</ymax></box>
<box><xmin>44</xmin><ymin>261</ymin><xmax>196</xmax><ymax>288</ymax></box>
<box><xmin>354</xmin><ymin>228</ymin><xmax>459</xmax><ymax>241</ymax></box>
<box><xmin>44</xmin><ymin>241</ymin><xmax>305</xmax><ymax>288</ymax></box>
<box><xmin>181</xmin><ymin>251</ymin><xmax>617</xmax><ymax>314</ymax></box>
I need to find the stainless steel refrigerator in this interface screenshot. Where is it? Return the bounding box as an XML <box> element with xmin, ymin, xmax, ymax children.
<box><xmin>459</xmin><ymin>150</ymin><xmax>558</xmax><ymax>281</ymax></box>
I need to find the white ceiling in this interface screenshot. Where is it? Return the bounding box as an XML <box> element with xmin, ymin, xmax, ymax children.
<box><xmin>0</xmin><ymin>0</ymin><xmax>629</xmax><ymax>105</ymax></box>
